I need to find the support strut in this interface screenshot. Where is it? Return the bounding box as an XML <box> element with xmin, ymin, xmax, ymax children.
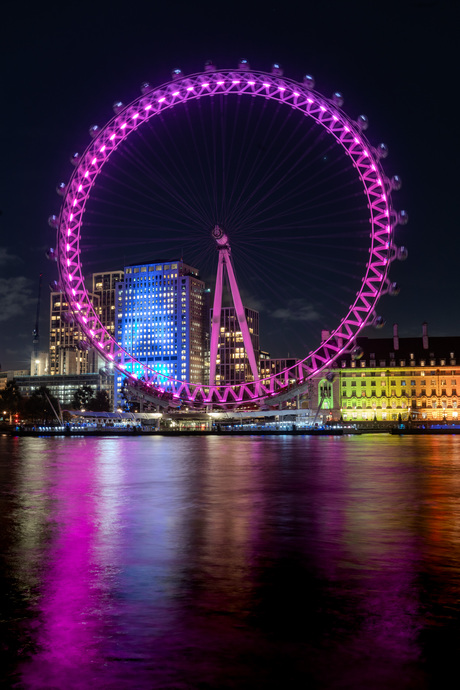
<box><xmin>209</xmin><ymin>226</ymin><xmax>259</xmax><ymax>387</ymax></box>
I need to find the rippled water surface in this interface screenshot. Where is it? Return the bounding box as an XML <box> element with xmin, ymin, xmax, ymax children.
<box><xmin>2</xmin><ymin>433</ymin><xmax>460</xmax><ymax>688</ymax></box>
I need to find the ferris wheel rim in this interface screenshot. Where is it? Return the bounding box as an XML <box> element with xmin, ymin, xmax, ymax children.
<box><xmin>55</xmin><ymin>66</ymin><xmax>398</xmax><ymax>407</ymax></box>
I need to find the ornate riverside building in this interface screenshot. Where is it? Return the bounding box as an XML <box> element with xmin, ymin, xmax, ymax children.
<box><xmin>337</xmin><ymin>326</ymin><xmax>460</xmax><ymax>423</ymax></box>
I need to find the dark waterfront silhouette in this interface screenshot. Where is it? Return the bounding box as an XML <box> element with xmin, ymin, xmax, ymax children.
<box><xmin>1</xmin><ymin>434</ymin><xmax>460</xmax><ymax>688</ymax></box>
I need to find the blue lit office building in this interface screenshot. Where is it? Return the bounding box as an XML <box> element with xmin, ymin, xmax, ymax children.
<box><xmin>115</xmin><ymin>260</ymin><xmax>207</xmax><ymax>407</ymax></box>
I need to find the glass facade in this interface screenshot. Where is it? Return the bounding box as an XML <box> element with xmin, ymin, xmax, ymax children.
<box><xmin>115</xmin><ymin>260</ymin><xmax>207</xmax><ymax>406</ymax></box>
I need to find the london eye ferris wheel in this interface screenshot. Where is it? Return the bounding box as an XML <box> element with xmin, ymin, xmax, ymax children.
<box><xmin>50</xmin><ymin>60</ymin><xmax>407</xmax><ymax>408</ymax></box>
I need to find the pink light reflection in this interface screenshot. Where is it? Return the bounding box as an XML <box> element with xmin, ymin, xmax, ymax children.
<box><xmin>120</xmin><ymin>123</ymin><xmax>127</xmax><ymax>129</ymax></box>
<box><xmin>91</xmin><ymin>157</ymin><xmax>97</xmax><ymax>165</ymax></box>
<box><xmin>100</xmin><ymin>145</ymin><xmax>106</xmax><ymax>152</ymax></box>
<box><xmin>110</xmin><ymin>133</ymin><xmax>116</xmax><ymax>140</ymax></box>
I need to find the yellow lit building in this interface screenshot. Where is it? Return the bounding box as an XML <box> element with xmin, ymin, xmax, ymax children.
<box><xmin>338</xmin><ymin>327</ymin><xmax>460</xmax><ymax>423</ymax></box>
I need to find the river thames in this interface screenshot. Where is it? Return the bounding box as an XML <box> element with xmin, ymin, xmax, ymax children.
<box><xmin>1</xmin><ymin>433</ymin><xmax>460</xmax><ymax>688</ymax></box>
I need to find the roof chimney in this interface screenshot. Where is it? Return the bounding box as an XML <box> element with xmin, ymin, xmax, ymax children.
<box><xmin>393</xmin><ymin>323</ymin><xmax>399</xmax><ymax>351</ymax></box>
<box><xmin>422</xmin><ymin>322</ymin><xmax>429</xmax><ymax>350</ymax></box>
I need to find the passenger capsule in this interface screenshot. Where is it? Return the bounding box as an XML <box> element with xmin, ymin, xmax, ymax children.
<box><xmin>171</xmin><ymin>68</ymin><xmax>183</xmax><ymax>80</ymax></box>
<box><xmin>204</xmin><ymin>60</ymin><xmax>216</xmax><ymax>72</ymax></box>
<box><xmin>140</xmin><ymin>82</ymin><xmax>152</xmax><ymax>94</ymax></box>
<box><xmin>376</xmin><ymin>142</ymin><xmax>389</xmax><ymax>159</ymax></box>
<box><xmin>89</xmin><ymin>125</ymin><xmax>100</xmax><ymax>138</ymax></box>
<box><xmin>357</xmin><ymin>114</ymin><xmax>369</xmax><ymax>130</ymax></box>
<box><xmin>271</xmin><ymin>63</ymin><xmax>283</xmax><ymax>76</ymax></box>
<box><xmin>48</xmin><ymin>214</ymin><xmax>59</xmax><ymax>229</ymax></box>
<box><xmin>61</xmin><ymin>311</ymin><xmax>74</xmax><ymax>324</ymax></box>
<box><xmin>78</xmin><ymin>340</ymin><xmax>91</xmax><ymax>351</ymax></box>
<box><xmin>391</xmin><ymin>175</ymin><xmax>402</xmax><ymax>191</ymax></box>
<box><xmin>326</xmin><ymin>372</ymin><xmax>336</xmax><ymax>382</ymax></box>
<box><xmin>352</xmin><ymin>346</ymin><xmax>364</xmax><ymax>360</ymax></box>
<box><xmin>398</xmin><ymin>210</ymin><xmax>409</xmax><ymax>225</ymax></box>
<box><xmin>397</xmin><ymin>246</ymin><xmax>409</xmax><ymax>261</ymax></box>
<box><xmin>303</xmin><ymin>74</ymin><xmax>315</xmax><ymax>89</ymax></box>
<box><xmin>332</xmin><ymin>91</ymin><xmax>344</xmax><ymax>107</ymax></box>
<box><xmin>388</xmin><ymin>281</ymin><xmax>400</xmax><ymax>296</ymax></box>
<box><xmin>56</xmin><ymin>182</ymin><xmax>67</xmax><ymax>196</ymax></box>
<box><xmin>49</xmin><ymin>280</ymin><xmax>60</xmax><ymax>292</ymax></box>
<box><xmin>46</xmin><ymin>248</ymin><xmax>56</xmax><ymax>261</ymax></box>
<box><xmin>70</xmin><ymin>152</ymin><xmax>81</xmax><ymax>166</ymax></box>
<box><xmin>238</xmin><ymin>58</ymin><xmax>250</xmax><ymax>70</ymax></box>
<box><xmin>113</xmin><ymin>101</ymin><xmax>124</xmax><ymax>114</ymax></box>
<box><xmin>373</xmin><ymin>315</ymin><xmax>386</xmax><ymax>329</ymax></box>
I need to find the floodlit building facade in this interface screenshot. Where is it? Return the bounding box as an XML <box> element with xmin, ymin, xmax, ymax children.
<box><xmin>338</xmin><ymin>326</ymin><xmax>460</xmax><ymax>423</ymax></box>
<box><xmin>115</xmin><ymin>260</ymin><xmax>207</xmax><ymax>405</ymax></box>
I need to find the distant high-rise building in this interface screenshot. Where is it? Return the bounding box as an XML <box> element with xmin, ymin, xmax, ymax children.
<box><xmin>214</xmin><ymin>306</ymin><xmax>259</xmax><ymax>386</ymax></box>
<box><xmin>92</xmin><ymin>270</ymin><xmax>124</xmax><ymax>337</ymax></box>
<box><xmin>49</xmin><ymin>292</ymin><xmax>99</xmax><ymax>376</ymax></box>
<box><xmin>115</xmin><ymin>260</ymin><xmax>207</xmax><ymax>405</ymax></box>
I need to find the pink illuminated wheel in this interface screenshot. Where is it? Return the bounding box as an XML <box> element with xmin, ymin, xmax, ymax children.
<box><xmin>52</xmin><ymin>63</ymin><xmax>406</xmax><ymax>408</ymax></box>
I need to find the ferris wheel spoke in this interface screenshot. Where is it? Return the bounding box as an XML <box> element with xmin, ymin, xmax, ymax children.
<box><xmin>116</xmin><ymin>134</ymin><xmax>212</xmax><ymax>226</ymax></box>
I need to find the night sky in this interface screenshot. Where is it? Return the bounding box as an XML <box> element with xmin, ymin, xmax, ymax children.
<box><xmin>2</xmin><ymin>0</ymin><xmax>459</xmax><ymax>371</ymax></box>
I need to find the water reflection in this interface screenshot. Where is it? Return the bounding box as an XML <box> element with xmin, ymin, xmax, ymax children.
<box><xmin>1</xmin><ymin>434</ymin><xmax>460</xmax><ymax>687</ymax></box>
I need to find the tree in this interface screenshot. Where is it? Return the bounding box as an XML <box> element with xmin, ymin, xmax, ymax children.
<box><xmin>71</xmin><ymin>385</ymin><xmax>94</xmax><ymax>410</ymax></box>
<box><xmin>22</xmin><ymin>387</ymin><xmax>61</xmax><ymax>423</ymax></box>
<box><xmin>87</xmin><ymin>390</ymin><xmax>111</xmax><ymax>412</ymax></box>
<box><xmin>0</xmin><ymin>380</ymin><xmax>22</xmax><ymax>423</ymax></box>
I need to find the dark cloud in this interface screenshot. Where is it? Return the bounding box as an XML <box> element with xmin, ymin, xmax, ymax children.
<box><xmin>0</xmin><ymin>248</ymin><xmax>22</xmax><ymax>266</ymax></box>
<box><xmin>0</xmin><ymin>276</ymin><xmax>35</xmax><ymax>322</ymax></box>
<box><xmin>271</xmin><ymin>299</ymin><xmax>320</xmax><ymax>322</ymax></box>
